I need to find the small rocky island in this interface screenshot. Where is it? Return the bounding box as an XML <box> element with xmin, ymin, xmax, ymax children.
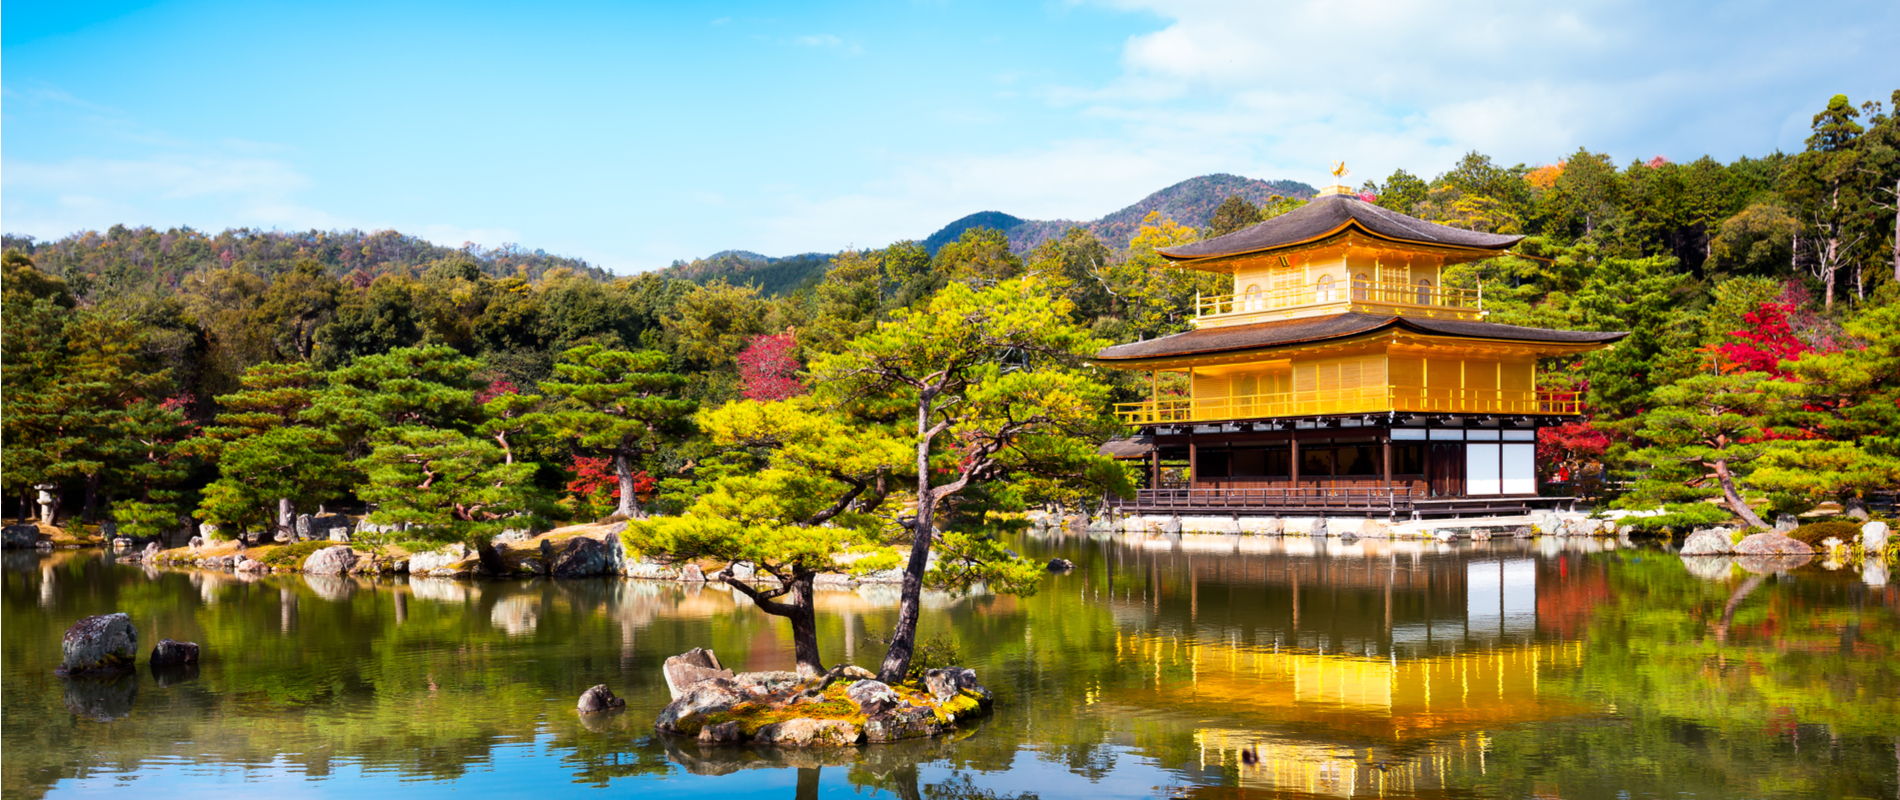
<box><xmin>649</xmin><ymin>649</ymin><xmax>992</xmax><ymax>747</ymax></box>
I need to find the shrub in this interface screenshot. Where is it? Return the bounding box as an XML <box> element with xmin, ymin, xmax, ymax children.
<box><xmin>1786</xmin><ymin>520</ymin><xmax>1862</xmax><ymax>545</ymax></box>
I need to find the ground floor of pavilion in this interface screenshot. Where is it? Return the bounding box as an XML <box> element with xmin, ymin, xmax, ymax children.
<box><xmin>1104</xmin><ymin>412</ymin><xmax>1577</xmax><ymax>518</ymax></box>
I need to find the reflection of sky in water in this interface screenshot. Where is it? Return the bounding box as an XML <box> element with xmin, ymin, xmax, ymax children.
<box><xmin>38</xmin><ymin>735</ymin><xmax>1191</xmax><ymax>800</ymax></box>
<box><xmin>7</xmin><ymin>536</ymin><xmax>1897</xmax><ymax>800</ymax></box>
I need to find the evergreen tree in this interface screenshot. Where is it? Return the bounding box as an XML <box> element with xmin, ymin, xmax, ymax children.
<box><xmin>1620</xmin><ymin>372</ymin><xmax>1796</xmax><ymax>529</ymax></box>
<box><xmin>533</xmin><ymin>345</ymin><xmax>695</xmax><ymax>519</ymax></box>
<box><xmin>809</xmin><ymin>275</ymin><xmax>1130</xmax><ymax>682</ymax></box>
<box><xmin>1207</xmin><ymin>195</ymin><xmax>1262</xmax><ymax>237</ymax></box>
<box><xmin>624</xmin><ymin>398</ymin><xmax>907</xmax><ymax>677</ymax></box>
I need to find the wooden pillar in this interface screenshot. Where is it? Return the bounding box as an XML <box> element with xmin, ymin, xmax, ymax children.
<box><xmin>1188</xmin><ymin>436</ymin><xmax>1198</xmax><ymax>490</ymax></box>
<box><xmin>1149</xmin><ymin>446</ymin><xmax>1160</xmax><ymax>489</ymax></box>
<box><xmin>1289</xmin><ymin>434</ymin><xmax>1300</xmax><ymax>490</ymax></box>
<box><xmin>1382</xmin><ymin>433</ymin><xmax>1394</xmax><ymax>490</ymax></box>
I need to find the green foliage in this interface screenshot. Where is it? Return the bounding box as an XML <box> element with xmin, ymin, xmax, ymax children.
<box><xmin>1619</xmin><ymin>372</ymin><xmax>1797</xmax><ymax>527</ymax></box>
<box><xmin>196</xmin><ymin>426</ymin><xmax>345</xmax><ymax>536</ymax></box>
<box><xmin>533</xmin><ymin>345</ymin><xmax>695</xmax><ymax>518</ymax></box>
<box><xmin>1206</xmin><ymin>195</ymin><xmax>1262</xmax><ymax>237</ymax></box>
<box><xmin>357</xmin><ymin>426</ymin><xmax>541</xmax><ymax>544</ymax></box>
<box><xmin>1785</xmin><ymin>520</ymin><xmax>1862</xmax><ymax>545</ymax></box>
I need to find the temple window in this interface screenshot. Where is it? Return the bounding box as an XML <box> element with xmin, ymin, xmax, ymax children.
<box><xmin>1351</xmin><ymin>272</ymin><xmax>1370</xmax><ymax>301</ymax></box>
<box><xmin>1416</xmin><ymin>278</ymin><xmax>1433</xmax><ymax>305</ymax></box>
<box><xmin>1314</xmin><ymin>274</ymin><xmax>1338</xmax><ymax>303</ymax></box>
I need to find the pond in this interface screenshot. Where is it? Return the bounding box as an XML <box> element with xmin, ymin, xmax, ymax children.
<box><xmin>4</xmin><ymin>534</ymin><xmax>1897</xmax><ymax>799</ymax></box>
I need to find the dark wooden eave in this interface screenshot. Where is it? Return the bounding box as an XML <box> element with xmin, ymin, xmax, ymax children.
<box><xmin>1157</xmin><ymin>193</ymin><xmax>1522</xmax><ymax>261</ymax></box>
<box><xmin>1094</xmin><ymin>313</ymin><xmax>1628</xmax><ymax>363</ymax></box>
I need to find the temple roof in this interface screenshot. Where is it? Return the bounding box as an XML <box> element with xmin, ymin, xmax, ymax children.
<box><xmin>1095</xmin><ymin>312</ymin><xmax>1627</xmax><ymax>362</ymax></box>
<box><xmin>1157</xmin><ymin>193</ymin><xmax>1523</xmax><ymax>261</ymax></box>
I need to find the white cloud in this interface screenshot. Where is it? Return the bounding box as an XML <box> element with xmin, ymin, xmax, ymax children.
<box><xmin>740</xmin><ymin>0</ymin><xmax>1898</xmax><ymax>259</ymax></box>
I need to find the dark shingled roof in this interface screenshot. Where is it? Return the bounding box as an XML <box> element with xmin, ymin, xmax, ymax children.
<box><xmin>1158</xmin><ymin>193</ymin><xmax>1524</xmax><ymax>260</ymax></box>
<box><xmin>1094</xmin><ymin>313</ymin><xmax>1627</xmax><ymax>362</ymax></box>
<box><xmin>1098</xmin><ymin>436</ymin><xmax>1154</xmax><ymax>459</ymax></box>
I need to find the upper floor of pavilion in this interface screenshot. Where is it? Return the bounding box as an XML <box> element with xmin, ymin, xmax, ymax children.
<box><xmin>1159</xmin><ymin>186</ymin><xmax>1523</xmax><ymax>328</ymax></box>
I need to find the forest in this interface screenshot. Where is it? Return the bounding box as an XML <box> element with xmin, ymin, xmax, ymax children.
<box><xmin>4</xmin><ymin>90</ymin><xmax>1898</xmax><ymax>547</ymax></box>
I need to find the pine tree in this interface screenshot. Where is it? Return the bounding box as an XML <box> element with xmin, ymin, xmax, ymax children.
<box><xmin>533</xmin><ymin>345</ymin><xmax>694</xmax><ymax>519</ymax></box>
<box><xmin>1621</xmin><ymin>372</ymin><xmax>1796</xmax><ymax>528</ymax></box>
<box><xmin>1207</xmin><ymin>195</ymin><xmax>1262</xmax><ymax>237</ymax></box>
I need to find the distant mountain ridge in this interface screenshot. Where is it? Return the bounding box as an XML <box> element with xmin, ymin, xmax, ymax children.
<box><xmin>923</xmin><ymin>173</ymin><xmax>1316</xmax><ymax>254</ymax></box>
<box><xmin>665</xmin><ymin>173</ymin><xmax>1316</xmax><ymax>294</ymax></box>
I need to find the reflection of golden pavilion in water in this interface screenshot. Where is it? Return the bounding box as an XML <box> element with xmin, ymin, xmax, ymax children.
<box><xmin>1086</xmin><ymin>543</ymin><xmax>1602</xmax><ymax>797</ymax></box>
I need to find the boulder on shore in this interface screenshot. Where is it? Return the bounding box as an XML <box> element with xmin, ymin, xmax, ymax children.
<box><xmin>550</xmin><ymin>536</ymin><xmax>612</xmax><ymax>578</ymax></box>
<box><xmin>1680</xmin><ymin>528</ymin><xmax>1734</xmax><ymax>555</ymax></box>
<box><xmin>302</xmin><ymin>545</ymin><xmax>359</xmax><ymax>575</ymax></box>
<box><xmin>578</xmin><ymin>684</ymin><xmax>627</xmax><ymax>713</ymax></box>
<box><xmin>3</xmin><ymin>524</ymin><xmax>41</xmax><ymax>549</ymax></box>
<box><xmin>1863</xmin><ymin>520</ymin><xmax>1890</xmax><ymax>553</ymax></box>
<box><xmin>58</xmin><ymin>613</ymin><xmax>138</xmax><ymax>675</ymax></box>
<box><xmin>150</xmin><ymin>639</ymin><xmax>200</xmax><ymax>667</ymax></box>
<box><xmin>1733</xmin><ymin>532</ymin><xmax>1814</xmax><ymax>556</ymax></box>
<box><xmin>408</xmin><ymin>543</ymin><xmax>474</xmax><ymax>576</ymax></box>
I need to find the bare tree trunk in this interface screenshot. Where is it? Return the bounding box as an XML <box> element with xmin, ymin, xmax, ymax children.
<box><xmin>81</xmin><ymin>474</ymin><xmax>101</xmax><ymax>523</ymax></box>
<box><xmin>1892</xmin><ymin>178</ymin><xmax>1899</xmax><ymax>283</ymax></box>
<box><xmin>613</xmin><ymin>451</ymin><xmax>642</xmax><ymax>519</ymax></box>
<box><xmin>1823</xmin><ymin>235</ymin><xmax>1838</xmax><ymax>311</ymax></box>
<box><xmin>785</xmin><ymin>573</ymin><xmax>824</xmax><ymax>678</ymax></box>
<box><xmin>1713</xmin><ymin>459</ymin><xmax>1768</xmax><ymax>530</ymax></box>
<box><xmin>879</xmin><ymin>400</ymin><xmax>938</xmax><ymax>683</ymax></box>
<box><xmin>727</xmin><ymin>571</ymin><xmax>825</xmax><ymax>678</ymax></box>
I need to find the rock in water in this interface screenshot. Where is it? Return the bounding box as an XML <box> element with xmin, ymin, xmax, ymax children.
<box><xmin>1680</xmin><ymin>528</ymin><xmax>1734</xmax><ymax>555</ymax></box>
<box><xmin>1046</xmin><ymin>558</ymin><xmax>1075</xmax><ymax>572</ymax></box>
<box><xmin>551</xmin><ymin>536</ymin><xmax>611</xmax><ymax>578</ymax></box>
<box><xmin>302</xmin><ymin>545</ymin><xmax>358</xmax><ymax>575</ymax></box>
<box><xmin>698</xmin><ymin>721</ymin><xmax>744</xmax><ymax>744</ymax></box>
<box><xmin>1863</xmin><ymin>520</ymin><xmax>1890</xmax><ymax>553</ymax></box>
<box><xmin>1733</xmin><ymin>532</ymin><xmax>1814</xmax><ymax>556</ymax></box>
<box><xmin>754</xmin><ymin>718</ymin><xmax>860</xmax><ymax>746</ymax></box>
<box><xmin>2</xmin><ymin>524</ymin><xmax>40</xmax><ymax>549</ymax></box>
<box><xmin>662</xmin><ymin>647</ymin><xmax>733</xmax><ymax>700</ymax></box>
<box><xmin>923</xmin><ymin>669</ymin><xmax>961</xmax><ymax>701</ymax></box>
<box><xmin>654</xmin><ymin>678</ymin><xmax>743</xmax><ymax>734</ymax></box>
<box><xmin>577</xmin><ymin>684</ymin><xmax>626</xmax><ymax>713</ymax></box>
<box><xmin>58</xmin><ymin>613</ymin><xmax>138</xmax><ymax>674</ymax></box>
<box><xmin>150</xmin><ymin>639</ymin><xmax>200</xmax><ymax>667</ymax></box>
<box><xmin>863</xmin><ymin>705</ymin><xmax>942</xmax><ymax>743</ymax></box>
<box><xmin>844</xmin><ymin>679</ymin><xmax>901</xmax><ymax>715</ymax></box>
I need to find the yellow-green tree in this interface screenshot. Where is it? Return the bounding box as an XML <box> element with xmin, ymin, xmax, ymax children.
<box><xmin>810</xmin><ymin>276</ymin><xmax>1129</xmax><ymax>681</ymax></box>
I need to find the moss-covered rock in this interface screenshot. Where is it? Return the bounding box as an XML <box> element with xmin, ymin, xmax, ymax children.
<box><xmin>652</xmin><ymin>649</ymin><xmax>992</xmax><ymax>748</ymax></box>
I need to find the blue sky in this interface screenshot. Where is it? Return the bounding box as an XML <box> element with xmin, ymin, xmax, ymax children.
<box><xmin>4</xmin><ymin>1</ymin><xmax>1897</xmax><ymax>273</ymax></box>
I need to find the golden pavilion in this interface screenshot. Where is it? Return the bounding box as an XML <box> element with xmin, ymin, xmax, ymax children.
<box><xmin>1096</xmin><ymin>172</ymin><xmax>1626</xmax><ymax>517</ymax></box>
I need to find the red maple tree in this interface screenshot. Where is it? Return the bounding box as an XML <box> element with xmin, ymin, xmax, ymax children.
<box><xmin>737</xmin><ymin>331</ymin><xmax>804</xmax><ymax>400</ymax></box>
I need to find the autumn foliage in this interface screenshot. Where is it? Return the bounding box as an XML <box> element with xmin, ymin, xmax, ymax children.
<box><xmin>737</xmin><ymin>331</ymin><xmax>804</xmax><ymax>400</ymax></box>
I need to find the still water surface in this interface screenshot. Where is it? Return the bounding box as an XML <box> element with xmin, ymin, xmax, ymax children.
<box><xmin>4</xmin><ymin>534</ymin><xmax>1897</xmax><ymax>799</ymax></box>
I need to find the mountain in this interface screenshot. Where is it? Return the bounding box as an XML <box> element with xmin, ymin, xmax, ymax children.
<box><xmin>924</xmin><ymin>173</ymin><xmax>1316</xmax><ymax>254</ymax></box>
<box><xmin>662</xmin><ymin>250</ymin><xmax>837</xmax><ymax>295</ymax></box>
<box><xmin>664</xmin><ymin>173</ymin><xmax>1316</xmax><ymax>294</ymax></box>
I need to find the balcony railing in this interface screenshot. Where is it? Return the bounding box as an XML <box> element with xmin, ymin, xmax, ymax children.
<box><xmin>1114</xmin><ymin>386</ymin><xmax>1582</xmax><ymax>424</ymax></box>
<box><xmin>1196</xmin><ymin>278</ymin><xmax>1482</xmax><ymax>323</ymax></box>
